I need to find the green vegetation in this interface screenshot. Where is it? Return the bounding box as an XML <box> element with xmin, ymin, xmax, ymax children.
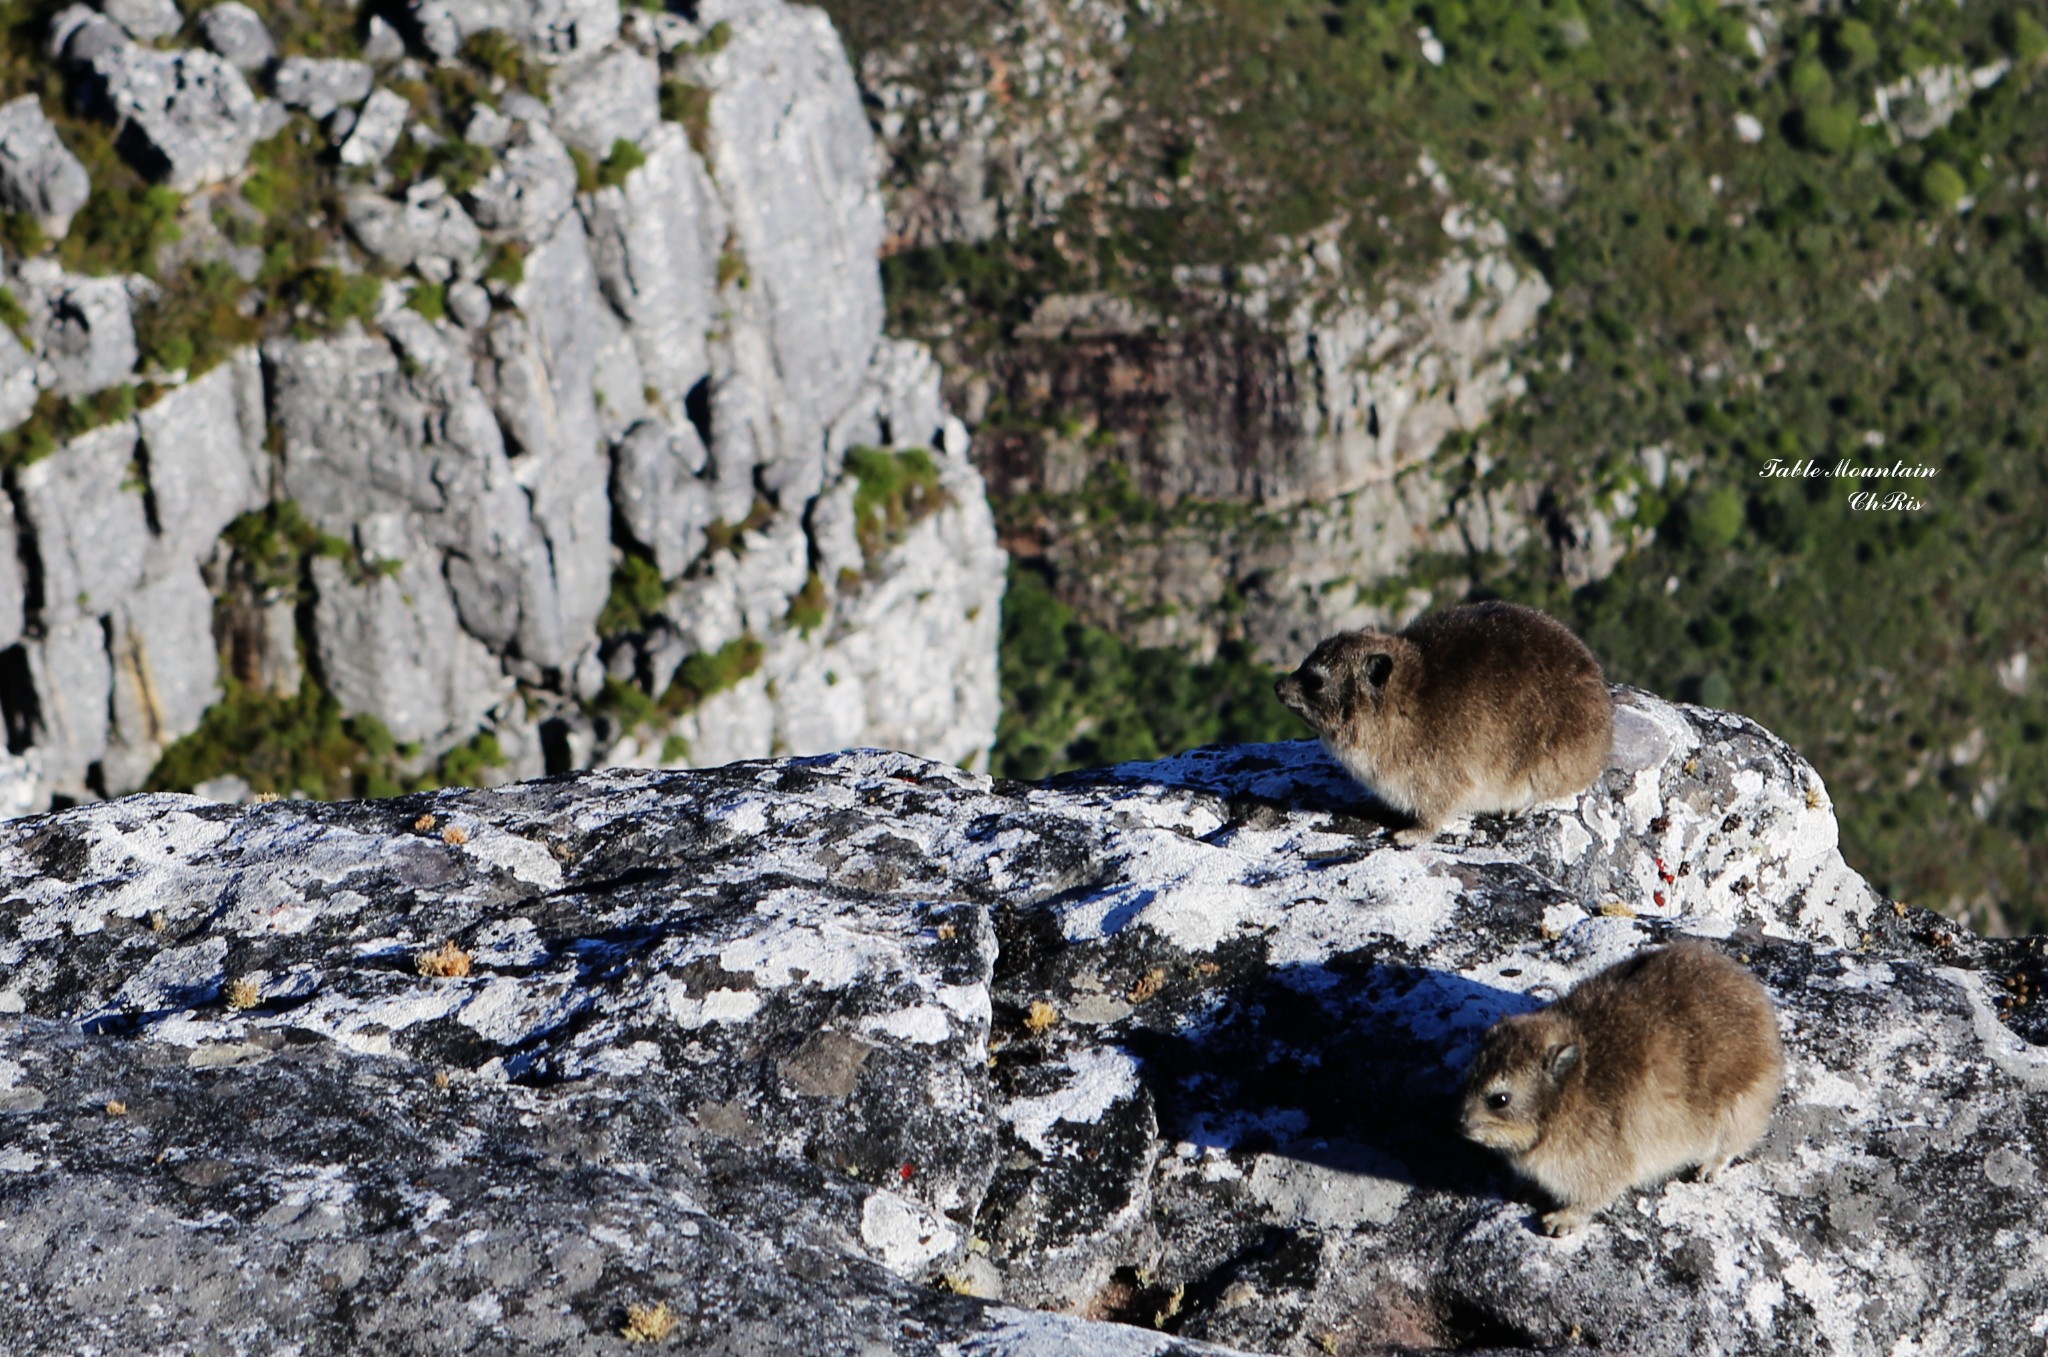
<box><xmin>598</xmin><ymin>137</ymin><xmax>647</xmax><ymax>188</ymax></box>
<box><xmin>787</xmin><ymin>572</ymin><xmax>829</xmax><ymax>633</ymax></box>
<box><xmin>148</xmin><ymin>677</ymin><xmax>421</xmax><ymax>800</ymax></box>
<box><xmin>0</xmin><ymin>386</ymin><xmax>137</xmax><ymax>470</ymax></box>
<box><xmin>0</xmin><ymin>285</ymin><xmax>29</xmax><ymax>345</ymax></box>
<box><xmin>659</xmin><ymin>79</ymin><xmax>713</xmax><ymax>155</ymax></box>
<box><xmin>597</xmin><ymin>547</ymin><xmax>666</xmax><ymax>635</ymax></box>
<box><xmin>828</xmin><ymin>0</ymin><xmax>2048</xmax><ymax>927</ymax></box>
<box><xmin>55</xmin><ymin>118</ymin><xmax>183</xmax><ymax>278</ymax></box>
<box><xmin>845</xmin><ymin>445</ymin><xmax>947</xmax><ymax>562</ymax></box>
<box><xmin>597</xmin><ymin>634</ymin><xmax>767</xmax><ymax>734</ymax></box>
<box><xmin>484</xmin><ymin>242</ymin><xmax>527</xmax><ymax>288</ymax></box>
<box><xmin>136</xmin><ymin>261</ymin><xmax>261</xmax><ymax>376</ymax></box>
<box><xmin>994</xmin><ymin>566</ymin><xmax>1300</xmax><ymax>781</ymax></box>
<box><xmin>407</xmin><ymin>280</ymin><xmax>448</xmax><ymax>322</ymax></box>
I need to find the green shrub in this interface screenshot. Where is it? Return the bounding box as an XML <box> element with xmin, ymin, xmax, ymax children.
<box><xmin>135</xmin><ymin>261</ymin><xmax>260</xmax><ymax>377</ymax></box>
<box><xmin>664</xmin><ymin>635</ymin><xmax>765</xmax><ymax>711</ymax></box>
<box><xmin>787</xmin><ymin>572</ymin><xmax>829</xmax><ymax>633</ymax></box>
<box><xmin>484</xmin><ymin>241</ymin><xmax>526</xmax><ymax>287</ymax></box>
<box><xmin>1919</xmin><ymin>160</ymin><xmax>1968</xmax><ymax>211</ymax></box>
<box><xmin>407</xmin><ymin>281</ymin><xmax>448</xmax><ymax>322</ymax></box>
<box><xmin>0</xmin><ymin>286</ymin><xmax>29</xmax><ymax>345</ymax></box>
<box><xmin>597</xmin><ymin>138</ymin><xmax>647</xmax><ymax>188</ymax></box>
<box><xmin>659</xmin><ymin>80</ymin><xmax>713</xmax><ymax>155</ymax></box>
<box><xmin>597</xmin><ymin>548</ymin><xmax>666</xmax><ymax>636</ymax></box>
<box><xmin>845</xmin><ymin>445</ymin><xmax>948</xmax><ymax>562</ymax></box>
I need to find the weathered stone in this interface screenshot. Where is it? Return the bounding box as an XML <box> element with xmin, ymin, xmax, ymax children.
<box><xmin>48</xmin><ymin>3</ymin><xmax>124</xmax><ymax>63</ymax></box>
<box><xmin>338</xmin><ymin>86</ymin><xmax>409</xmax><ymax>167</ymax></box>
<box><xmin>546</xmin><ymin>44</ymin><xmax>658</xmax><ymax>156</ymax></box>
<box><xmin>0</xmin><ymin>322</ymin><xmax>39</xmax><ymax>433</ymax></box>
<box><xmin>265</xmin><ymin>325</ymin><xmax>568</xmax><ymax>672</ymax></box>
<box><xmin>309</xmin><ymin>513</ymin><xmax>509</xmax><ymax>744</ymax></box>
<box><xmin>0</xmin><ymin>495</ymin><xmax>23</xmax><ymax>649</ymax></box>
<box><xmin>102</xmin><ymin>560</ymin><xmax>220</xmax><ymax>793</ymax></box>
<box><xmin>195</xmin><ymin>0</ymin><xmax>275</xmax><ymax>70</ymax></box>
<box><xmin>700</xmin><ymin>0</ymin><xmax>886</xmax><ymax>434</ymax></box>
<box><xmin>2</xmin><ymin>697</ymin><xmax>2043</xmax><ymax>1354</ymax></box>
<box><xmin>0</xmin><ymin>95</ymin><xmax>91</xmax><ymax>237</ymax></box>
<box><xmin>22</xmin><ymin>266</ymin><xmax>138</xmax><ymax>397</ymax></box>
<box><xmin>343</xmin><ymin>182</ymin><xmax>483</xmax><ymax>275</ymax></box>
<box><xmin>96</xmin><ymin>0</ymin><xmax>182</xmax><ymax>41</ymax></box>
<box><xmin>462</xmin><ymin>115</ymin><xmax>576</xmax><ymax>236</ymax></box>
<box><xmin>445</xmin><ymin>278</ymin><xmax>490</xmax><ymax>328</ymax></box>
<box><xmin>14</xmin><ymin>421</ymin><xmax>148</xmax><ymax>625</ymax></box>
<box><xmin>609</xmin><ymin>417</ymin><xmax>710</xmax><ymax>581</ymax></box>
<box><xmin>19</xmin><ymin>612</ymin><xmax>110</xmax><ymax>795</ymax></box>
<box><xmin>270</xmin><ymin>56</ymin><xmax>372</xmax><ymax>121</ymax></box>
<box><xmin>362</xmin><ymin>13</ymin><xmax>405</xmax><ymax>63</ymax></box>
<box><xmin>406</xmin><ymin>0</ymin><xmax>620</xmax><ymax>66</ymax></box>
<box><xmin>582</xmin><ymin>122</ymin><xmax>722</xmax><ymax>410</ymax></box>
<box><xmin>75</xmin><ymin>41</ymin><xmax>263</xmax><ymax>192</ymax></box>
<box><xmin>134</xmin><ymin>348</ymin><xmax>268</xmax><ymax>561</ymax></box>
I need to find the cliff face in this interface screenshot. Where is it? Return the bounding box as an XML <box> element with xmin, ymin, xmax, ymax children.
<box><xmin>0</xmin><ymin>0</ymin><xmax>1004</xmax><ymax>813</ymax></box>
<box><xmin>2</xmin><ymin>694</ymin><xmax>2044</xmax><ymax>1353</ymax></box>
<box><xmin>834</xmin><ymin>2</ymin><xmax>1612</xmax><ymax>665</ymax></box>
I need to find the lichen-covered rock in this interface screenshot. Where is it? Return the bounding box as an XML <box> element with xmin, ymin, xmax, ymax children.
<box><xmin>195</xmin><ymin>0</ymin><xmax>276</xmax><ymax>71</ymax></box>
<box><xmin>271</xmin><ymin>55</ymin><xmax>373</xmax><ymax>121</ymax></box>
<box><xmin>0</xmin><ymin>95</ymin><xmax>91</xmax><ymax>237</ymax></box>
<box><xmin>73</xmin><ymin>40</ymin><xmax>262</xmax><ymax>191</ymax></box>
<box><xmin>102</xmin><ymin>560</ymin><xmax>222</xmax><ymax>792</ymax></box>
<box><xmin>546</xmin><ymin>43</ymin><xmax>658</xmax><ymax>156</ymax></box>
<box><xmin>0</xmin><ymin>703</ymin><xmax>2043</xmax><ymax>1353</ymax></box>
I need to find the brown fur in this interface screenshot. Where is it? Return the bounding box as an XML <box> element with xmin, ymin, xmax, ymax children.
<box><xmin>1274</xmin><ymin>601</ymin><xmax>1613</xmax><ymax>844</ymax></box>
<box><xmin>1460</xmin><ymin>941</ymin><xmax>1785</xmax><ymax>1234</ymax></box>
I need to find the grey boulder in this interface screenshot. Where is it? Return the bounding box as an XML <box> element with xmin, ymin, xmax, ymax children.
<box><xmin>195</xmin><ymin>0</ymin><xmax>275</xmax><ymax>70</ymax></box>
<box><xmin>271</xmin><ymin>55</ymin><xmax>373</xmax><ymax>121</ymax></box>
<box><xmin>74</xmin><ymin>40</ymin><xmax>262</xmax><ymax>191</ymax></box>
<box><xmin>546</xmin><ymin>44</ymin><xmax>658</xmax><ymax>156</ymax></box>
<box><xmin>95</xmin><ymin>0</ymin><xmax>182</xmax><ymax>40</ymax></box>
<box><xmin>406</xmin><ymin>0</ymin><xmax>620</xmax><ymax>65</ymax></box>
<box><xmin>20</xmin><ymin>264</ymin><xmax>139</xmax><ymax>397</ymax></box>
<box><xmin>609</xmin><ymin>416</ymin><xmax>712</xmax><ymax>580</ymax></box>
<box><xmin>338</xmin><ymin>86</ymin><xmax>409</xmax><ymax>167</ymax></box>
<box><xmin>0</xmin><ymin>95</ymin><xmax>92</xmax><ymax>237</ymax></box>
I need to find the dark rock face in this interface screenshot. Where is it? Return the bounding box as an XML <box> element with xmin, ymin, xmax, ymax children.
<box><xmin>2</xmin><ymin>694</ymin><xmax>2045</xmax><ymax>1354</ymax></box>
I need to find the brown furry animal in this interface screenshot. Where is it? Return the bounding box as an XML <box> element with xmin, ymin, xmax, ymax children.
<box><xmin>1274</xmin><ymin>601</ymin><xmax>1613</xmax><ymax>845</ymax></box>
<box><xmin>1460</xmin><ymin>940</ymin><xmax>1785</xmax><ymax>1235</ymax></box>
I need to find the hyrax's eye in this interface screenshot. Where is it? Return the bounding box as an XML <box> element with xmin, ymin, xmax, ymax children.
<box><xmin>1486</xmin><ymin>1091</ymin><xmax>1511</xmax><ymax>1112</ymax></box>
<box><xmin>1300</xmin><ymin>669</ymin><xmax>1325</xmax><ymax>694</ymax></box>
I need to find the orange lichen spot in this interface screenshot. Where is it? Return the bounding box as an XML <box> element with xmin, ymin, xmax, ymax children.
<box><xmin>441</xmin><ymin>825</ymin><xmax>470</xmax><ymax>846</ymax></box>
<box><xmin>621</xmin><ymin>1301</ymin><xmax>677</xmax><ymax>1343</ymax></box>
<box><xmin>105</xmin><ymin>1100</ymin><xmax>127</xmax><ymax>1116</ymax></box>
<box><xmin>414</xmin><ymin>813</ymin><xmax>438</xmax><ymax>832</ymax></box>
<box><xmin>1127</xmin><ymin>968</ymin><xmax>1166</xmax><ymax>1003</ymax></box>
<box><xmin>225</xmin><ymin>978</ymin><xmax>262</xmax><ymax>1010</ymax></box>
<box><xmin>416</xmin><ymin>941</ymin><xmax>473</xmax><ymax>978</ymax></box>
<box><xmin>1024</xmin><ymin>1000</ymin><xmax>1058</xmax><ymax>1034</ymax></box>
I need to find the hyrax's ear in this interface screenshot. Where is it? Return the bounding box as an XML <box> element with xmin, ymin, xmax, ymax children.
<box><xmin>1545</xmin><ymin>1042</ymin><xmax>1580</xmax><ymax>1083</ymax></box>
<box><xmin>1364</xmin><ymin>652</ymin><xmax>1395</xmax><ymax>689</ymax></box>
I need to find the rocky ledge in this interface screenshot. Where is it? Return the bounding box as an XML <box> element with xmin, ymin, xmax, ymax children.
<box><xmin>1</xmin><ymin>689</ymin><xmax>2045</xmax><ymax>1354</ymax></box>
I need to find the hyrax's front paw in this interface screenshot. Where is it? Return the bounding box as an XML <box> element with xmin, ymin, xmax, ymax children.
<box><xmin>1392</xmin><ymin>825</ymin><xmax>1439</xmax><ymax>848</ymax></box>
<box><xmin>1539</xmin><ymin>1206</ymin><xmax>1590</xmax><ymax>1236</ymax></box>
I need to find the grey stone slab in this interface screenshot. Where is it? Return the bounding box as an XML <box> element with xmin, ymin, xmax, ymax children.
<box><xmin>103</xmin><ymin>559</ymin><xmax>221</xmax><ymax>793</ymax></box>
<box><xmin>270</xmin><ymin>56</ymin><xmax>372</xmax><ymax>121</ymax></box>
<box><xmin>77</xmin><ymin>42</ymin><xmax>262</xmax><ymax>192</ymax></box>
<box><xmin>96</xmin><ymin>0</ymin><xmax>182</xmax><ymax>40</ymax></box>
<box><xmin>15</xmin><ymin>420</ymin><xmax>148</xmax><ymax>625</ymax></box>
<box><xmin>0</xmin><ymin>95</ymin><xmax>91</xmax><ymax>236</ymax></box>
<box><xmin>546</xmin><ymin>44</ymin><xmax>657</xmax><ymax>156</ymax></box>
<box><xmin>196</xmin><ymin>1</ymin><xmax>275</xmax><ymax>70</ymax></box>
<box><xmin>134</xmin><ymin>349</ymin><xmax>268</xmax><ymax>561</ymax></box>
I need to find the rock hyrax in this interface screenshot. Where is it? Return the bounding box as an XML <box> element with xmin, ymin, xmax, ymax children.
<box><xmin>1460</xmin><ymin>940</ymin><xmax>1785</xmax><ymax>1235</ymax></box>
<box><xmin>1273</xmin><ymin>601</ymin><xmax>1612</xmax><ymax>845</ymax></box>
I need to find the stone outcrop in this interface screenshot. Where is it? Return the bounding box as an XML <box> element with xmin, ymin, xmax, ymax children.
<box><xmin>0</xmin><ymin>0</ymin><xmax>1006</xmax><ymax>813</ymax></box>
<box><xmin>1</xmin><ymin>692</ymin><xmax>2042</xmax><ymax>1353</ymax></box>
<box><xmin>0</xmin><ymin>96</ymin><xmax>91</xmax><ymax>238</ymax></box>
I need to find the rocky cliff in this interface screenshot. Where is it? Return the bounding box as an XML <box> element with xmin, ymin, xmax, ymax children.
<box><xmin>4</xmin><ymin>691</ymin><xmax>2044</xmax><ymax>1354</ymax></box>
<box><xmin>0</xmin><ymin>0</ymin><xmax>1003</xmax><ymax>815</ymax></box>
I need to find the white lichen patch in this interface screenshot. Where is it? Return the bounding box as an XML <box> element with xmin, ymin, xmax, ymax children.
<box><xmin>455</xmin><ymin>831</ymin><xmax>564</xmax><ymax>889</ymax></box>
<box><xmin>859</xmin><ymin>1188</ymin><xmax>958</xmax><ymax>1275</ymax></box>
<box><xmin>860</xmin><ymin>1003</ymin><xmax>954</xmax><ymax>1045</ymax></box>
<box><xmin>1001</xmin><ymin>1047</ymin><xmax>1140</xmax><ymax>1153</ymax></box>
<box><xmin>662</xmin><ymin>983</ymin><xmax>763</xmax><ymax>1030</ymax></box>
<box><xmin>458</xmin><ymin>972</ymin><xmax>589</xmax><ymax>1046</ymax></box>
